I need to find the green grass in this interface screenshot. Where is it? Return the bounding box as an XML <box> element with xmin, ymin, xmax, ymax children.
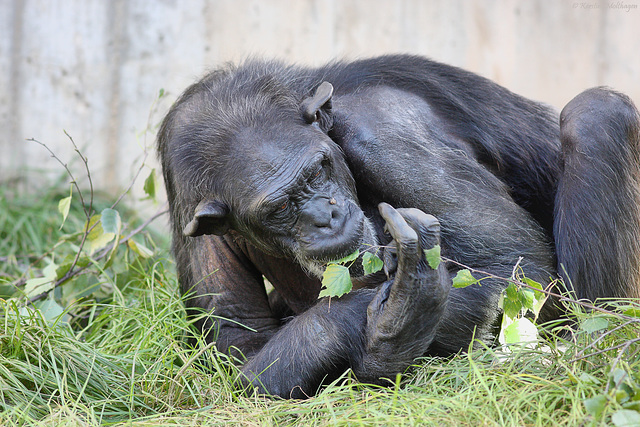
<box><xmin>1</xmin><ymin>183</ymin><xmax>640</xmax><ymax>426</ymax></box>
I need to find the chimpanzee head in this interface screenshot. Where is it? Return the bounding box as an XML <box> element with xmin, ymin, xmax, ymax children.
<box><xmin>158</xmin><ymin>64</ymin><xmax>377</xmax><ymax>277</ymax></box>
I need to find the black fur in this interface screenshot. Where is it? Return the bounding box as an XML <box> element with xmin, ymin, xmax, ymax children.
<box><xmin>157</xmin><ymin>55</ymin><xmax>640</xmax><ymax>398</ymax></box>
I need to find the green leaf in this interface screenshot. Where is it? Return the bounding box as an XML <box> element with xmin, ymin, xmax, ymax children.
<box><xmin>610</xmin><ymin>369</ymin><xmax>635</xmax><ymax>405</ymax></box>
<box><xmin>143</xmin><ymin>169</ymin><xmax>157</xmax><ymax>200</ymax></box>
<box><xmin>502</xmin><ymin>317</ymin><xmax>538</xmax><ymax>345</ymax></box>
<box><xmin>616</xmin><ymin>389</ymin><xmax>632</xmax><ymax>405</ymax></box>
<box><xmin>24</xmin><ymin>277</ymin><xmax>56</xmax><ymax>299</ymax></box>
<box><xmin>127</xmin><ymin>240</ymin><xmax>154</xmax><ymax>258</ymax></box>
<box><xmin>584</xmin><ymin>394</ymin><xmax>608</xmax><ymax>418</ymax></box>
<box><xmin>502</xmin><ymin>282</ymin><xmax>522</xmax><ymax>319</ymax></box>
<box><xmin>452</xmin><ymin>269</ymin><xmax>478</xmax><ymax>288</ymax></box>
<box><xmin>58</xmin><ymin>185</ymin><xmax>72</xmax><ymax>229</ymax></box>
<box><xmin>623</xmin><ymin>401</ymin><xmax>640</xmax><ymax>411</ymax></box>
<box><xmin>35</xmin><ymin>298</ymin><xmax>69</xmax><ymax>325</ymax></box>
<box><xmin>86</xmin><ymin>215</ymin><xmax>115</xmax><ymax>255</ymax></box>
<box><xmin>61</xmin><ymin>274</ymin><xmax>101</xmax><ymax>301</ymax></box>
<box><xmin>100</xmin><ymin>208</ymin><xmax>121</xmax><ymax>235</ymax></box>
<box><xmin>579</xmin><ymin>372</ymin><xmax>602</xmax><ymax>386</ymax></box>
<box><xmin>42</xmin><ymin>259</ymin><xmax>58</xmax><ymax>278</ymax></box>
<box><xmin>362</xmin><ymin>252</ymin><xmax>384</xmax><ymax>275</ymax></box>
<box><xmin>56</xmin><ymin>254</ymin><xmax>91</xmax><ymax>279</ymax></box>
<box><xmin>24</xmin><ymin>260</ymin><xmax>58</xmax><ymax>299</ymax></box>
<box><xmin>611</xmin><ymin>368</ymin><xmax>628</xmax><ymax>386</ymax></box>
<box><xmin>502</xmin><ymin>295</ymin><xmax>522</xmax><ymax>320</ymax></box>
<box><xmin>622</xmin><ymin>306</ymin><xmax>640</xmax><ymax>318</ymax></box>
<box><xmin>506</xmin><ymin>281</ymin><xmax>518</xmax><ymax>300</ymax></box>
<box><xmin>611</xmin><ymin>409</ymin><xmax>640</xmax><ymax>426</ymax></box>
<box><xmin>424</xmin><ymin>244</ymin><xmax>441</xmax><ymax>270</ymax></box>
<box><xmin>319</xmin><ymin>264</ymin><xmax>352</xmax><ymax>298</ymax></box>
<box><xmin>333</xmin><ymin>250</ymin><xmax>360</xmax><ymax>264</ymax></box>
<box><xmin>581</xmin><ymin>317</ymin><xmax>610</xmax><ymax>334</ymax></box>
<box><xmin>518</xmin><ymin>288</ymin><xmax>535</xmax><ymax>311</ymax></box>
<box><xmin>101</xmin><ymin>208</ymin><xmax>122</xmax><ymax>266</ymax></box>
<box><xmin>522</xmin><ymin>277</ymin><xmax>544</xmax><ymax>292</ymax></box>
<box><xmin>523</xmin><ymin>277</ymin><xmax>548</xmax><ymax>317</ymax></box>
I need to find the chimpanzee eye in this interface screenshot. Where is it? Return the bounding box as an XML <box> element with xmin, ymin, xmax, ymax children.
<box><xmin>270</xmin><ymin>199</ymin><xmax>291</xmax><ymax>218</ymax></box>
<box><xmin>309</xmin><ymin>158</ymin><xmax>330</xmax><ymax>184</ymax></box>
<box><xmin>308</xmin><ymin>168</ymin><xmax>324</xmax><ymax>187</ymax></box>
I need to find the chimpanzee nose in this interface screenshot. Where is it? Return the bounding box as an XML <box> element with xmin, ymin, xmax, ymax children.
<box><xmin>302</xmin><ymin>195</ymin><xmax>343</xmax><ymax>229</ymax></box>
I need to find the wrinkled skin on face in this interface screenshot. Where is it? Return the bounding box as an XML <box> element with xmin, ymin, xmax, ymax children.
<box><xmin>179</xmin><ymin>110</ymin><xmax>378</xmax><ymax>279</ymax></box>
<box><xmin>158</xmin><ymin>55</ymin><xmax>640</xmax><ymax>398</ymax></box>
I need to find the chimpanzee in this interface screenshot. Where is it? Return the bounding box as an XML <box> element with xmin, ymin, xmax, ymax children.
<box><xmin>157</xmin><ymin>54</ymin><xmax>640</xmax><ymax>398</ymax></box>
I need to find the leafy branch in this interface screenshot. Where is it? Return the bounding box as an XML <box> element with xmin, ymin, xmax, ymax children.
<box><xmin>16</xmin><ymin>89</ymin><xmax>169</xmax><ymax>310</ymax></box>
<box><xmin>319</xmin><ymin>243</ymin><xmax>639</xmax><ymax>351</ymax></box>
<box><xmin>26</xmin><ymin>134</ymin><xmax>96</xmax><ymax>299</ymax></box>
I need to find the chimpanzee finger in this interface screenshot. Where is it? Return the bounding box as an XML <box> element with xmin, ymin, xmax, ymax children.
<box><xmin>382</xmin><ymin>244</ymin><xmax>398</xmax><ymax>278</ymax></box>
<box><xmin>395</xmin><ymin>208</ymin><xmax>441</xmax><ymax>253</ymax></box>
<box><xmin>378</xmin><ymin>202</ymin><xmax>420</xmax><ymax>284</ymax></box>
<box><xmin>378</xmin><ymin>203</ymin><xmax>419</xmax><ymax>257</ymax></box>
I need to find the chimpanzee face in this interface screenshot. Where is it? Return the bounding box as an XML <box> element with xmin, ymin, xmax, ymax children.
<box><xmin>238</xmin><ymin>126</ymin><xmax>377</xmax><ymax>275</ymax></box>
<box><xmin>182</xmin><ymin>102</ymin><xmax>377</xmax><ymax>278</ymax></box>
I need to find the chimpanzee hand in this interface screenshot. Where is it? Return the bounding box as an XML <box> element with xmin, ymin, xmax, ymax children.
<box><xmin>354</xmin><ymin>202</ymin><xmax>451</xmax><ymax>383</ymax></box>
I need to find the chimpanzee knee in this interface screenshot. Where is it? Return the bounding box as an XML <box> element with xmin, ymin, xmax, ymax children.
<box><xmin>555</xmin><ymin>87</ymin><xmax>640</xmax><ymax>300</ymax></box>
<box><xmin>560</xmin><ymin>87</ymin><xmax>640</xmax><ymax>155</ymax></box>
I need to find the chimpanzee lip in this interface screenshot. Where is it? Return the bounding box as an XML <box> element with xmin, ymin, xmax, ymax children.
<box><xmin>300</xmin><ymin>202</ymin><xmax>365</xmax><ymax>262</ymax></box>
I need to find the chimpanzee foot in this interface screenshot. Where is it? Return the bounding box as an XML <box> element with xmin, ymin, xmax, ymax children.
<box><xmin>354</xmin><ymin>203</ymin><xmax>451</xmax><ymax>382</ymax></box>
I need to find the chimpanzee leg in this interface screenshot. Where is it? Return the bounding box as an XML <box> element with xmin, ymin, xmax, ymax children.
<box><xmin>241</xmin><ymin>204</ymin><xmax>450</xmax><ymax>398</ymax></box>
<box><xmin>554</xmin><ymin>88</ymin><xmax>640</xmax><ymax>300</ymax></box>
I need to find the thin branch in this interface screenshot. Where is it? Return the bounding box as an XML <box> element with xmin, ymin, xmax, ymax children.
<box><xmin>64</xmin><ymin>130</ymin><xmax>94</xmax><ymax>218</ymax></box>
<box><xmin>575</xmin><ymin>319</ymin><xmax>637</xmax><ymax>358</ymax></box>
<box><xmin>27</xmin><ymin>206</ymin><xmax>168</xmax><ymax>304</ymax></box>
<box><xmin>28</xmin><ymin>135</ymin><xmax>96</xmax><ymax>294</ymax></box>
<box><xmin>569</xmin><ymin>337</ymin><xmax>640</xmax><ymax>364</ymax></box>
<box><xmin>27</xmin><ymin>137</ymin><xmax>89</xmax><ymax>216</ymax></box>
<box><xmin>25</xmin><ymin>90</ymin><xmax>165</xmax><ymax>304</ymax></box>
<box><xmin>441</xmin><ymin>256</ymin><xmax>640</xmax><ymax>322</ymax></box>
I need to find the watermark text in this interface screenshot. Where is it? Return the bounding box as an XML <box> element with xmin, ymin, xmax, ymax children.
<box><xmin>573</xmin><ymin>1</ymin><xmax>638</xmax><ymax>11</ymax></box>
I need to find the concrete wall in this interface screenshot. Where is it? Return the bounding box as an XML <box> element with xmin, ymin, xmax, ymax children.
<box><xmin>1</xmin><ymin>0</ymin><xmax>639</xmax><ymax>200</ymax></box>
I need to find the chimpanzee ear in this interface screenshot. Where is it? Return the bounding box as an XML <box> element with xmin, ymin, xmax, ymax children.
<box><xmin>183</xmin><ymin>200</ymin><xmax>230</xmax><ymax>237</ymax></box>
<box><xmin>301</xmin><ymin>81</ymin><xmax>334</xmax><ymax>132</ymax></box>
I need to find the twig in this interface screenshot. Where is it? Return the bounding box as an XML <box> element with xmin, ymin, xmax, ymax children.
<box><xmin>569</xmin><ymin>337</ymin><xmax>640</xmax><ymax>364</ymax></box>
<box><xmin>28</xmin><ymin>206</ymin><xmax>168</xmax><ymax>304</ymax></box>
<box><xmin>441</xmin><ymin>256</ymin><xmax>640</xmax><ymax>322</ymax></box>
<box><xmin>575</xmin><ymin>319</ymin><xmax>637</xmax><ymax>358</ymax></box>
<box><xmin>26</xmin><ymin>90</ymin><xmax>166</xmax><ymax>304</ymax></box>
<box><xmin>28</xmin><ymin>134</ymin><xmax>95</xmax><ymax>292</ymax></box>
<box><xmin>27</xmin><ymin>134</ymin><xmax>92</xmax><ymax>218</ymax></box>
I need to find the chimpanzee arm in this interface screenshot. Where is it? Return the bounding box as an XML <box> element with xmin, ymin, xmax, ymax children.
<box><xmin>239</xmin><ymin>289</ymin><xmax>372</xmax><ymax>398</ymax></box>
<box><xmin>182</xmin><ymin>220</ymin><xmax>447</xmax><ymax>398</ymax></box>
<box><xmin>332</xmin><ymin>87</ymin><xmax>556</xmax><ymax>345</ymax></box>
<box><xmin>240</xmin><ymin>204</ymin><xmax>451</xmax><ymax>398</ymax></box>
<box><xmin>183</xmin><ymin>232</ymin><xmax>373</xmax><ymax>399</ymax></box>
<box><xmin>184</xmin><ymin>234</ymin><xmax>281</xmax><ymax>358</ymax></box>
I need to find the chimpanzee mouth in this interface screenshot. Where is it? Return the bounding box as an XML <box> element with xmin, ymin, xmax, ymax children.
<box><xmin>295</xmin><ymin>214</ymin><xmax>378</xmax><ymax>280</ymax></box>
<box><xmin>299</xmin><ymin>202</ymin><xmax>373</xmax><ymax>260</ymax></box>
